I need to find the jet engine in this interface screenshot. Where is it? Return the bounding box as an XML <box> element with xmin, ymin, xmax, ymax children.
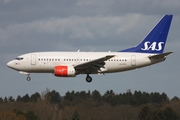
<box><xmin>54</xmin><ymin>66</ymin><xmax>76</xmax><ymax>77</ymax></box>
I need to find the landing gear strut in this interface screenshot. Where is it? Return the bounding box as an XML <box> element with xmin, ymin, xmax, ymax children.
<box><xmin>26</xmin><ymin>74</ymin><xmax>31</xmax><ymax>81</ymax></box>
<box><xmin>86</xmin><ymin>74</ymin><xmax>92</xmax><ymax>83</ymax></box>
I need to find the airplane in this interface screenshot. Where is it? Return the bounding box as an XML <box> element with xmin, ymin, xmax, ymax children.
<box><xmin>7</xmin><ymin>15</ymin><xmax>173</xmax><ymax>83</ymax></box>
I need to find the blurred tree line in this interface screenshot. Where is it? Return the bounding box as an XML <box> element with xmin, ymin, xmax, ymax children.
<box><xmin>0</xmin><ymin>89</ymin><xmax>179</xmax><ymax>120</ymax></box>
<box><xmin>0</xmin><ymin>89</ymin><xmax>170</xmax><ymax>106</ymax></box>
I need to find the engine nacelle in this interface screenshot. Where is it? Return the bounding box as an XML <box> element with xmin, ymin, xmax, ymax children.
<box><xmin>54</xmin><ymin>66</ymin><xmax>76</xmax><ymax>77</ymax></box>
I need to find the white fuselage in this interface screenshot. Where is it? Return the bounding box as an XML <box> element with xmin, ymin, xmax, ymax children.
<box><xmin>7</xmin><ymin>51</ymin><xmax>164</xmax><ymax>75</ymax></box>
<box><xmin>6</xmin><ymin>15</ymin><xmax>173</xmax><ymax>82</ymax></box>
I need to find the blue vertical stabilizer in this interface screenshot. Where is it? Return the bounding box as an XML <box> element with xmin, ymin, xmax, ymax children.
<box><xmin>120</xmin><ymin>15</ymin><xmax>173</xmax><ymax>54</ymax></box>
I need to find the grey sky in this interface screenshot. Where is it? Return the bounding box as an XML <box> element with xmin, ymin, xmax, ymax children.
<box><xmin>0</xmin><ymin>0</ymin><xmax>180</xmax><ymax>99</ymax></box>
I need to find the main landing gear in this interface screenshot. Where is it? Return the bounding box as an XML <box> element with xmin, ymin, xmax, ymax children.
<box><xmin>86</xmin><ymin>74</ymin><xmax>92</xmax><ymax>83</ymax></box>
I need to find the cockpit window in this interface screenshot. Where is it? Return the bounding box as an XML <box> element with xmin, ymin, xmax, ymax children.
<box><xmin>15</xmin><ymin>57</ymin><xmax>23</xmax><ymax>60</ymax></box>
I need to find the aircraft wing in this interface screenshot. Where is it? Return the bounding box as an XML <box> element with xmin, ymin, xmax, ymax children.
<box><xmin>148</xmin><ymin>52</ymin><xmax>173</xmax><ymax>59</ymax></box>
<box><xmin>74</xmin><ymin>55</ymin><xmax>115</xmax><ymax>72</ymax></box>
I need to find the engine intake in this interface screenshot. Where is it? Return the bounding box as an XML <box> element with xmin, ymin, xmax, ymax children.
<box><xmin>54</xmin><ymin>66</ymin><xmax>76</xmax><ymax>77</ymax></box>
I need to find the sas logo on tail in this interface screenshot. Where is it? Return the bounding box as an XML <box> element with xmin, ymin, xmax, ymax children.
<box><xmin>141</xmin><ymin>41</ymin><xmax>164</xmax><ymax>51</ymax></box>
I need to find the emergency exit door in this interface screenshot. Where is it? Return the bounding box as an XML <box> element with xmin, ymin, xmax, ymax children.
<box><xmin>131</xmin><ymin>55</ymin><xmax>136</xmax><ymax>66</ymax></box>
<box><xmin>31</xmin><ymin>54</ymin><xmax>36</xmax><ymax>65</ymax></box>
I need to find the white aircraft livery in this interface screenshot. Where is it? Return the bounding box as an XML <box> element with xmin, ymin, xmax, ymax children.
<box><xmin>7</xmin><ymin>15</ymin><xmax>173</xmax><ymax>83</ymax></box>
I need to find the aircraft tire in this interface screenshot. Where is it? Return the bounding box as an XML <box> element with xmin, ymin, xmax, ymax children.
<box><xmin>86</xmin><ymin>76</ymin><xmax>92</xmax><ymax>83</ymax></box>
<box><xmin>26</xmin><ymin>77</ymin><xmax>31</xmax><ymax>81</ymax></box>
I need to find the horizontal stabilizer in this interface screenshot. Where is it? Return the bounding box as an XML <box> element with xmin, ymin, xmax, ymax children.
<box><xmin>148</xmin><ymin>52</ymin><xmax>173</xmax><ymax>59</ymax></box>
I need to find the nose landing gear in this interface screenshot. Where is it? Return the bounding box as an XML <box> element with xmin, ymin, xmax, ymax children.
<box><xmin>26</xmin><ymin>76</ymin><xmax>31</xmax><ymax>81</ymax></box>
<box><xmin>19</xmin><ymin>71</ymin><xmax>31</xmax><ymax>81</ymax></box>
<box><xmin>26</xmin><ymin>73</ymin><xmax>31</xmax><ymax>81</ymax></box>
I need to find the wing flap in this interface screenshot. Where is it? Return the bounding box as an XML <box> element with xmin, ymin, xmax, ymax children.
<box><xmin>74</xmin><ymin>55</ymin><xmax>115</xmax><ymax>70</ymax></box>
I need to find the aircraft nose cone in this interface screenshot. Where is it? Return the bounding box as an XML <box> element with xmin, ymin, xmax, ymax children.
<box><xmin>7</xmin><ymin>61</ymin><xmax>14</xmax><ymax>68</ymax></box>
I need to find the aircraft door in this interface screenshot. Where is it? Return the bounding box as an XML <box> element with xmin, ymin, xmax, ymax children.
<box><xmin>31</xmin><ymin>54</ymin><xmax>36</xmax><ymax>65</ymax></box>
<box><xmin>131</xmin><ymin>55</ymin><xmax>136</xmax><ymax>66</ymax></box>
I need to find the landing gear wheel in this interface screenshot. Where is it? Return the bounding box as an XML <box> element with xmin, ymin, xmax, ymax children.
<box><xmin>86</xmin><ymin>75</ymin><xmax>92</xmax><ymax>83</ymax></box>
<box><xmin>26</xmin><ymin>77</ymin><xmax>31</xmax><ymax>81</ymax></box>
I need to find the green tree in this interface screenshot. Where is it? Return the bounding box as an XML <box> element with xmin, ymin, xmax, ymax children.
<box><xmin>138</xmin><ymin>106</ymin><xmax>179</xmax><ymax>120</ymax></box>
<box><xmin>30</xmin><ymin>92</ymin><xmax>41</xmax><ymax>102</ymax></box>
<box><xmin>161</xmin><ymin>92</ymin><xmax>169</xmax><ymax>103</ymax></box>
<box><xmin>0</xmin><ymin>97</ymin><xmax>3</xmax><ymax>103</ymax></box>
<box><xmin>16</xmin><ymin>95</ymin><xmax>22</xmax><ymax>102</ymax></box>
<box><xmin>45</xmin><ymin>90</ymin><xmax>61</xmax><ymax>103</ymax></box>
<box><xmin>14</xmin><ymin>109</ymin><xmax>38</xmax><ymax>120</ymax></box>
<box><xmin>64</xmin><ymin>91</ymin><xmax>74</xmax><ymax>102</ymax></box>
<box><xmin>151</xmin><ymin>109</ymin><xmax>164</xmax><ymax>120</ymax></box>
<box><xmin>133</xmin><ymin>91</ymin><xmax>143</xmax><ymax>105</ymax></box>
<box><xmin>125</xmin><ymin>92</ymin><xmax>133</xmax><ymax>105</ymax></box>
<box><xmin>171</xmin><ymin>96</ymin><xmax>179</xmax><ymax>102</ymax></box>
<box><xmin>24</xmin><ymin>111</ymin><xmax>38</xmax><ymax>120</ymax></box>
<box><xmin>72</xmin><ymin>110</ymin><xmax>80</xmax><ymax>120</ymax></box>
<box><xmin>8</xmin><ymin>96</ymin><xmax>15</xmax><ymax>102</ymax></box>
<box><xmin>138</xmin><ymin>106</ymin><xmax>152</xmax><ymax>120</ymax></box>
<box><xmin>79</xmin><ymin>91</ymin><xmax>87</xmax><ymax>99</ymax></box>
<box><xmin>149</xmin><ymin>92</ymin><xmax>169</xmax><ymax>104</ymax></box>
<box><xmin>21</xmin><ymin>94</ymin><xmax>30</xmax><ymax>102</ymax></box>
<box><xmin>141</xmin><ymin>92</ymin><xmax>150</xmax><ymax>104</ymax></box>
<box><xmin>87</xmin><ymin>90</ymin><xmax>91</xmax><ymax>98</ymax></box>
<box><xmin>92</xmin><ymin>90</ymin><xmax>101</xmax><ymax>102</ymax></box>
<box><xmin>163</xmin><ymin>107</ymin><xmax>179</xmax><ymax>120</ymax></box>
<box><xmin>0</xmin><ymin>110</ymin><xmax>27</xmax><ymax>120</ymax></box>
<box><xmin>14</xmin><ymin>109</ymin><xmax>24</xmax><ymax>116</ymax></box>
<box><xmin>4</xmin><ymin>97</ymin><xmax>8</xmax><ymax>103</ymax></box>
<box><xmin>103</xmin><ymin>90</ymin><xmax>118</xmax><ymax>106</ymax></box>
